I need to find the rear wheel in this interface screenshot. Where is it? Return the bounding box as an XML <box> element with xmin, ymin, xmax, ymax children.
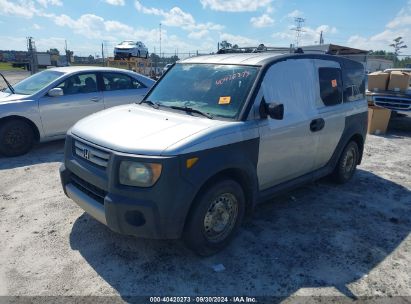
<box><xmin>183</xmin><ymin>179</ymin><xmax>245</xmax><ymax>256</ymax></box>
<box><xmin>332</xmin><ymin>141</ymin><xmax>359</xmax><ymax>183</ymax></box>
<box><xmin>0</xmin><ymin>120</ymin><xmax>34</xmax><ymax>157</ymax></box>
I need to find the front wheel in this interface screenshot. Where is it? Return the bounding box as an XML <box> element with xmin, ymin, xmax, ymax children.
<box><xmin>183</xmin><ymin>179</ymin><xmax>245</xmax><ymax>256</ymax></box>
<box><xmin>332</xmin><ymin>141</ymin><xmax>359</xmax><ymax>184</ymax></box>
<box><xmin>0</xmin><ymin>120</ymin><xmax>34</xmax><ymax>157</ymax></box>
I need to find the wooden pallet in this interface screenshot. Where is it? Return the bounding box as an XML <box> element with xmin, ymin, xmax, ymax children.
<box><xmin>106</xmin><ymin>57</ymin><xmax>152</xmax><ymax>75</ymax></box>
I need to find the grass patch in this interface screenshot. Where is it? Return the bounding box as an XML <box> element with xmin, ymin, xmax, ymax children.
<box><xmin>0</xmin><ymin>62</ymin><xmax>26</xmax><ymax>71</ymax></box>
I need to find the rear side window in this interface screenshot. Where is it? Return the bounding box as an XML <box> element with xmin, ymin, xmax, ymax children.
<box><xmin>318</xmin><ymin>67</ymin><xmax>342</xmax><ymax>106</ymax></box>
<box><xmin>343</xmin><ymin>68</ymin><xmax>365</xmax><ymax>102</ymax></box>
<box><xmin>102</xmin><ymin>73</ymin><xmax>145</xmax><ymax>91</ymax></box>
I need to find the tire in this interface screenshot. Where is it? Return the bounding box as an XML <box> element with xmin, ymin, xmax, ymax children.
<box><xmin>183</xmin><ymin>179</ymin><xmax>245</xmax><ymax>256</ymax></box>
<box><xmin>332</xmin><ymin>141</ymin><xmax>359</xmax><ymax>184</ymax></box>
<box><xmin>0</xmin><ymin>120</ymin><xmax>34</xmax><ymax>157</ymax></box>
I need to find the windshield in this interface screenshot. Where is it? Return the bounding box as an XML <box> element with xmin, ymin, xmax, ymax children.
<box><xmin>120</xmin><ymin>41</ymin><xmax>135</xmax><ymax>45</ymax></box>
<box><xmin>5</xmin><ymin>70</ymin><xmax>63</xmax><ymax>95</ymax></box>
<box><xmin>146</xmin><ymin>63</ymin><xmax>259</xmax><ymax>119</ymax></box>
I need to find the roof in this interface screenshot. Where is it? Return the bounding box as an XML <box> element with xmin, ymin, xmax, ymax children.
<box><xmin>384</xmin><ymin>68</ymin><xmax>411</xmax><ymax>72</ymax></box>
<box><xmin>180</xmin><ymin>53</ymin><xmax>286</xmax><ymax>66</ymax></box>
<box><xmin>45</xmin><ymin>66</ymin><xmax>154</xmax><ymax>83</ymax></box>
<box><xmin>47</xmin><ymin>66</ymin><xmax>136</xmax><ymax>73</ymax></box>
<box><xmin>302</xmin><ymin>44</ymin><xmax>368</xmax><ymax>55</ymax></box>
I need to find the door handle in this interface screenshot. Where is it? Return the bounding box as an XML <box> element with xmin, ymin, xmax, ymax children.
<box><xmin>90</xmin><ymin>97</ymin><xmax>101</xmax><ymax>102</ymax></box>
<box><xmin>310</xmin><ymin>118</ymin><xmax>325</xmax><ymax>132</ymax></box>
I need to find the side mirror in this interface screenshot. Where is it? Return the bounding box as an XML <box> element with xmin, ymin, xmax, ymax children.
<box><xmin>267</xmin><ymin>103</ymin><xmax>284</xmax><ymax>120</ymax></box>
<box><xmin>48</xmin><ymin>88</ymin><xmax>63</xmax><ymax>97</ymax></box>
<box><xmin>260</xmin><ymin>99</ymin><xmax>284</xmax><ymax>120</ymax></box>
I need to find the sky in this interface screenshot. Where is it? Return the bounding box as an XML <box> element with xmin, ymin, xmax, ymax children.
<box><xmin>0</xmin><ymin>0</ymin><xmax>410</xmax><ymax>58</ymax></box>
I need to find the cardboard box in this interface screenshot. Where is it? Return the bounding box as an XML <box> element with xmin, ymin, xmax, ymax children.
<box><xmin>368</xmin><ymin>72</ymin><xmax>390</xmax><ymax>92</ymax></box>
<box><xmin>388</xmin><ymin>71</ymin><xmax>411</xmax><ymax>92</ymax></box>
<box><xmin>367</xmin><ymin>106</ymin><xmax>391</xmax><ymax>135</ymax></box>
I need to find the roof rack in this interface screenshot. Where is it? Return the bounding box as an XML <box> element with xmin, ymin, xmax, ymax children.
<box><xmin>217</xmin><ymin>44</ymin><xmax>294</xmax><ymax>54</ymax></box>
<box><xmin>217</xmin><ymin>43</ymin><xmax>368</xmax><ymax>56</ymax></box>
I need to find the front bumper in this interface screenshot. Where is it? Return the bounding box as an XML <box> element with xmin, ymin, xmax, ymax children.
<box><xmin>60</xmin><ymin>135</ymin><xmax>196</xmax><ymax>239</ymax></box>
<box><xmin>114</xmin><ymin>49</ymin><xmax>137</xmax><ymax>58</ymax></box>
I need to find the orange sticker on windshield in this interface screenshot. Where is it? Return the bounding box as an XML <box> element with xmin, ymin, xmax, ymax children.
<box><xmin>219</xmin><ymin>96</ymin><xmax>231</xmax><ymax>104</ymax></box>
<box><xmin>331</xmin><ymin>79</ymin><xmax>337</xmax><ymax>87</ymax></box>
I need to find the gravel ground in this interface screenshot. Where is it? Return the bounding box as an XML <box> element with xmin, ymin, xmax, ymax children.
<box><xmin>0</xmin><ymin>71</ymin><xmax>410</xmax><ymax>303</ymax></box>
<box><xmin>0</xmin><ymin>70</ymin><xmax>30</xmax><ymax>89</ymax></box>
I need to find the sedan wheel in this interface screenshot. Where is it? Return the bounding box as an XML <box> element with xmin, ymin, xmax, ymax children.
<box><xmin>0</xmin><ymin>120</ymin><xmax>34</xmax><ymax>157</ymax></box>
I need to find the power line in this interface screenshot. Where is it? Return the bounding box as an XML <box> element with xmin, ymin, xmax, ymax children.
<box><xmin>291</xmin><ymin>17</ymin><xmax>306</xmax><ymax>47</ymax></box>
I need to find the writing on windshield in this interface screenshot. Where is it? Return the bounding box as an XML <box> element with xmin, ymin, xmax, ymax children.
<box><xmin>146</xmin><ymin>63</ymin><xmax>259</xmax><ymax>119</ymax></box>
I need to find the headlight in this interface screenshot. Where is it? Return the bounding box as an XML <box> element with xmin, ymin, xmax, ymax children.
<box><xmin>119</xmin><ymin>161</ymin><xmax>162</xmax><ymax>187</ymax></box>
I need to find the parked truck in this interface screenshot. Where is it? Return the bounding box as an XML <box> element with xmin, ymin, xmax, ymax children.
<box><xmin>367</xmin><ymin>68</ymin><xmax>411</xmax><ymax>112</ymax></box>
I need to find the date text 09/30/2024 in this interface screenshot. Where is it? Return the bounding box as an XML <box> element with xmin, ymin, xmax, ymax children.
<box><xmin>149</xmin><ymin>296</ymin><xmax>257</xmax><ymax>303</ymax></box>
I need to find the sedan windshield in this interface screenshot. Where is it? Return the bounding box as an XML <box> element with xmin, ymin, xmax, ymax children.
<box><xmin>5</xmin><ymin>70</ymin><xmax>64</xmax><ymax>95</ymax></box>
<box><xmin>146</xmin><ymin>63</ymin><xmax>259</xmax><ymax>119</ymax></box>
<box><xmin>120</xmin><ymin>41</ymin><xmax>135</xmax><ymax>45</ymax></box>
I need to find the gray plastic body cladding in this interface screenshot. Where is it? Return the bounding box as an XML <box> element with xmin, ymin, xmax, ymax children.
<box><xmin>61</xmin><ymin>135</ymin><xmax>196</xmax><ymax>239</ymax></box>
<box><xmin>258</xmin><ymin>111</ymin><xmax>367</xmax><ymax>202</ymax></box>
<box><xmin>179</xmin><ymin>138</ymin><xmax>260</xmax><ymax>211</ymax></box>
<box><xmin>325</xmin><ymin>111</ymin><xmax>367</xmax><ymax>168</ymax></box>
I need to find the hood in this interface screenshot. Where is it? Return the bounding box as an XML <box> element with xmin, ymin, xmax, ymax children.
<box><xmin>0</xmin><ymin>91</ymin><xmax>29</xmax><ymax>102</ymax></box>
<box><xmin>71</xmin><ymin>104</ymin><xmax>224</xmax><ymax>155</ymax></box>
<box><xmin>115</xmin><ymin>45</ymin><xmax>133</xmax><ymax>50</ymax></box>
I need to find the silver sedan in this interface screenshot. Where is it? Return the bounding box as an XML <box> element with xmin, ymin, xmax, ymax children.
<box><xmin>0</xmin><ymin>66</ymin><xmax>155</xmax><ymax>156</ymax></box>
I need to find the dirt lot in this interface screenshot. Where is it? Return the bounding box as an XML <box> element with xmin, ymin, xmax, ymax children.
<box><xmin>0</xmin><ymin>71</ymin><xmax>410</xmax><ymax>303</ymax></box>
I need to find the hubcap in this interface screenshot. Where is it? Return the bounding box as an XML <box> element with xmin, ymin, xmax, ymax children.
<box><xmin>203</xmin><ymin>193</ymin><xmax>238</xmax><ymax>242</ymax></box>
<box><xmin>343</xmin><ymin>146</ymin><xmax>356</xmax><ymax>177</ymax></box>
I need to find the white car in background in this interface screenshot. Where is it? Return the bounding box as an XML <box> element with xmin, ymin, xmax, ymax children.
<box><xmin>114</xmin><ymin>41</ymin><xmax>149</xmax><ymax>59</ymax></box>
<box><xmin>0</xmin><ymin>66</ymin><xmax>154</xmax><ymax>156</ymax></box>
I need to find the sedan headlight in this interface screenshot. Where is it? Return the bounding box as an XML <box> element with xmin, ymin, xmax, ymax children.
<box><xmin>119</xmin><ymin>161</ymin><xmax>162</xmax><ymax>187</ymax></box>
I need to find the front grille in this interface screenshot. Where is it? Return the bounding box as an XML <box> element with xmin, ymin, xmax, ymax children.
<box><xmin>373</xmin><ymin>96</ymin><xmax>411</xmax><ymax>110</ymax></box>
<box><xmin>71</xmin><ymin>174</ymin><xmax>106</xmax><ymax>205</ymax></box>
<box><xmin>74</xmin><ymin>140</ymin><xmax>110</xmax><ymax>168</ymax></box>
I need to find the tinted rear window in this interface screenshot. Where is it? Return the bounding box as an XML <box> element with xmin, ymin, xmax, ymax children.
<box><xmin>318</xmin><ymin>67</ymin><xmax>343</xmax><ymax>106</ymax></box>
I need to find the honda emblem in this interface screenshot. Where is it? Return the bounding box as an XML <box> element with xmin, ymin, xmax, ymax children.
<box><xmin>83</xmin><ymin>149</ymin><xmax>90</xmax><ymax>160</ymax></box>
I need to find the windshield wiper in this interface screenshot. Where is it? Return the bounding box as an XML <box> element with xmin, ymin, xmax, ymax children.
<box><xmin>0</xmin><ymin>73</ymin><xmax>15</xmax><ymax>94</ymax></box>
<box><xmin>139</xmin><ymin>100</ymin><xmax>160</xmax><ymax>109</ymax></box>
<box><xmin>169</xmin><ymin>106</ymin><xmax>213</xmax><ymax>119</ymax></box>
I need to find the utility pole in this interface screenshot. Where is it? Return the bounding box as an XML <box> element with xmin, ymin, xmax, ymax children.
<box><xmin>291</xmin><ymin>17</ymin><xmax>305</xmax><ymax>47</ymax></box>
<box><xmin>319</xmin><ymin>31</ymin><xmax>324</xmax><ymax>45</ymax></box>
<box><xmin>27</xmin><ymin>37</ymin><xmax>38</xmax><ymax>75</ymax></box>
<box><xmin>159</xmin><ymin>23</ymin><xmax>162</xmax><ymax>60</ymax></box>
<box><xmin>101</xmin><ymin>42</ymin><xmax>105</xmax><ymax>67</ymax></box>
<box><xmin>64</xmin><ymin>39</ymin><xmax>71</xmax><ymax>66</ymax></box>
